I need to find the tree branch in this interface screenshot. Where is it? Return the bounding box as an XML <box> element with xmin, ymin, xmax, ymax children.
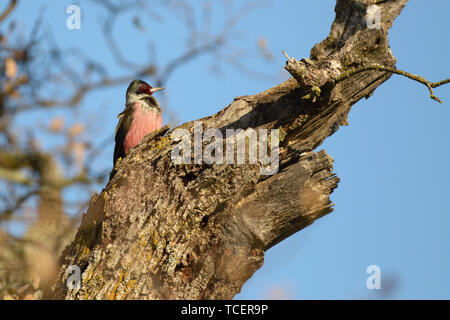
<box><xmin>0</xmin><ymin>0</ymin><xmax>17</xmax><ymax>24</ymax></box>
<box><xmin>336</xmin><ymin>64</ymin><xmax>450</xmax><ymax>103</ymax></box>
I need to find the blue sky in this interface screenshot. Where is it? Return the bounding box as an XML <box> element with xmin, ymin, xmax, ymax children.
<box><xmin>5</xmin><ymin>0</ymin><xmax>450</xmax><ymax>299</ymax></box>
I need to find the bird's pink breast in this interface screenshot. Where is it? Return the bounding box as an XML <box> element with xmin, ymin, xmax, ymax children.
<box><xmin>124</xmin><ymin>103</ymin><xmax>162</xmax><ymax>155</ymax></box>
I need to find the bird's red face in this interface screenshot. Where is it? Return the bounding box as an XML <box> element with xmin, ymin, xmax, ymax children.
<box><xmin>138</xmin><ymin>82</ymin><xmax>164</xmax><ymax>96</ymax></box>
<box><xmin>138</xmin><ymin>82</ymin><xmax>153</xmax><ymax>95</ymax></box>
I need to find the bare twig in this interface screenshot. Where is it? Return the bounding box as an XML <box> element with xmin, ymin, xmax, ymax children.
<box><xmin>282</xmin><ymin>50</ymin><xmax>291</xmax><ymax>60</ymax></box>
<box><xmin>336</xmin><ymin>64</ymin><xmax>450</xmax><ymax>103</ymax></box>
<box><xmin>0</xmin><ymin>0</ymin><xmax>17</xmax><ymax>24</ymax></box>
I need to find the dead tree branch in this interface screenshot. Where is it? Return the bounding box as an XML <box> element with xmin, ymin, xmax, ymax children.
<box><xmin>0</xmin><ymin>0</ymin><xmax>17</xmax><ymax>24</ymax></box>
<box><xmin>336</xmin><ymin>64</ymin><xmax>450</xmax><ymax>103</ymax></box>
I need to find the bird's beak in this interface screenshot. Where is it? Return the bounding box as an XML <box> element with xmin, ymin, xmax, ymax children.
<box><xmin>150</xmin><ymin>87</ymin><xmax>164</xmax><ymax>93</ymax></box>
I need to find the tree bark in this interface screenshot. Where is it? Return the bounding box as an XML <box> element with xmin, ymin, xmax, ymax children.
<box><xmin>48</xmin><ymin>0</ymin><xmax>408</xmax><ymax>299</ymax></box>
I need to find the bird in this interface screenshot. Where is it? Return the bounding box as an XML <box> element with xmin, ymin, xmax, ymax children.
<box><xmin>111</xmin><ymin>79</ymin><xmax>164</xmax><ymax>176</ymax></box>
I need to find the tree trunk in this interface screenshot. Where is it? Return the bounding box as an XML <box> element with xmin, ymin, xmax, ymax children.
<box><xmin>47</xmin><ymin>0</ymin><xmax>408</xmax><ymax>299</ymax></box>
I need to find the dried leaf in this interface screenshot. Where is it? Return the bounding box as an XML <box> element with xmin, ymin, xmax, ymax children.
<box><xmin>68</xmin><ymin>123</ymin><xmax>84</xmax><ymax>137</ymax></box>
<box><xmin>48</xmin><ymin>117</ymin><xmax>65</xmax><ymax>132</ymax></box>
<box><xmin>5</xmin><ymin>57</ymin><xmax>17</xmax><ymax>78</ymax></box>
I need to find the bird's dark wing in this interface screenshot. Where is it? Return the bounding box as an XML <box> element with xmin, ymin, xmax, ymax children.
<box><xmin>113</xmin><ymin>105</ymin><xmax>133</xmax><ymax>167</ymax></box>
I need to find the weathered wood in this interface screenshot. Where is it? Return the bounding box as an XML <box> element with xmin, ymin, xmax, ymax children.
<box><xmin>47</xmin><ymin>0</ymin><xmax>408</xmax><ymax>299</ymax></box>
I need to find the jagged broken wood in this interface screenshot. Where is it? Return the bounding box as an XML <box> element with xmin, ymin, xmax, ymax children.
<box><xmin>47</xmin><ymin>0</ymin><xmax>448</xmax><ymax>300</ymax></box>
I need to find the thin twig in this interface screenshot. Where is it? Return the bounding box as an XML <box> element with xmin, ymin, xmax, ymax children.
<box><xmin>0</xmin><ymin>0</ymin><xmax>17</xmax><ymax>24</ymax></box>
<box><xmin>282</xmin><ymin>50</ymin><xmax>291</xmax><ymax>60</ymax></box>
<box><xmin>336</xmin><ymin>64</ymin><xmax>450</xmax><ymax>103</ymax></box>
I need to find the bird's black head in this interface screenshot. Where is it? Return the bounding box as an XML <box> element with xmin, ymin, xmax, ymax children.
<box><xmin>126</xmin><ymin>80</ymin><xmax>164</xmax><ymax>97</ymax></box>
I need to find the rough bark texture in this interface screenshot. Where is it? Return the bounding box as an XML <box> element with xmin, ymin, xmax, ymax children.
<box><xmin>48</xmin><ymin>0</ymin><xmax>408</xmax><ymax>299</ymax></box>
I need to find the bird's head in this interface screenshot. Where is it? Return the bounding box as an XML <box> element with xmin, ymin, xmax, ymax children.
<box><xmin>126</xmin><ymin>80</ymin><xmax>164</xmax><ymax>99</ymax></box>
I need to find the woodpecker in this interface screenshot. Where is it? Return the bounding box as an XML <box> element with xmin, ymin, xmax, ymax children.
<box><xmin>112</xmin><ymin>79</ymin><xmax>164</xmax><ymax>173</ymax></box>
